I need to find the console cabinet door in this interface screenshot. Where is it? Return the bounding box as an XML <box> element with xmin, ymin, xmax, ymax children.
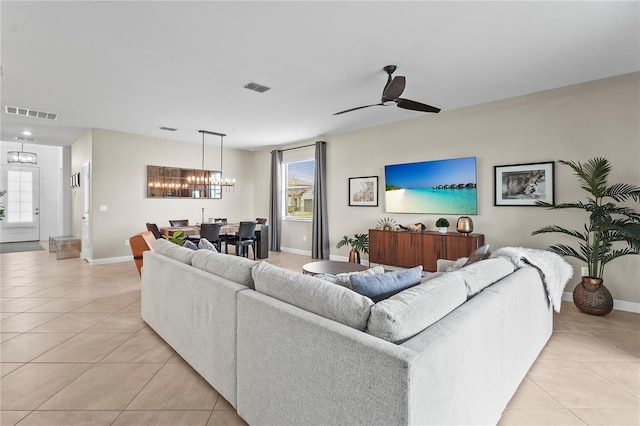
<box><xmin>369</xmin><ymin>230</ymin><xmax>485</xmax><ymax>272</ymax></box>
<box><xmin>395</xmin><ymin>232</ymin><xmax>424</xmax><ymax>268</ymax></box>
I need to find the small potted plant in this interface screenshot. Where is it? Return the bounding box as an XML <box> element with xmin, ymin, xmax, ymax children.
<box><xmin>163</xmin><ymin>230</ymin><xmax>187</xmax><ymax>246</ymax></box>
<box><xmin>336</xmin><ymin>233</ymin><xmax>369</xmax><ymax>264</ymax></box>
<box><xmin>436</xmin><ymin>218</ymin><xmax>450</xmax><ymax>233</ymax></box>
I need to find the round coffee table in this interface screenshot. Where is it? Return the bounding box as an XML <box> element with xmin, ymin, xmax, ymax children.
<box><xmin>302</xmin><ymin>260</ymin><xmax>369</xmax><ymax>276</ymax></box>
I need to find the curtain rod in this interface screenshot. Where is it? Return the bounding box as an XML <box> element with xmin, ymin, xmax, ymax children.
<box><xmin>279</xmin><ymin>143</ymin><xmax>317</xmax><ymax>152</ymax></box>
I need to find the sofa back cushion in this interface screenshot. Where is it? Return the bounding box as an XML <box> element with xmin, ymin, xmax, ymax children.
<box><xmin>191</xmin><ymin>249</ymin><xmax>257</xmax><ymax>289</ymax></box>
<box><xmin>367</xmin><ymin>273</ymin><xmax>468</xmax><ymax>343</ymax></box>
<box><xmin>252</xmin><ymin>262</ymin><xmax>374</xmax><ymax>331</ymax></box>
<box><xmin>153</xmin><ymin>238</ymin><xmax>195</xmax><ymax>265</ymax></box>
<box><xmin>451</xmin><ymin>257</ymin><xmax>515</xmax><ymax>297</ymax></box>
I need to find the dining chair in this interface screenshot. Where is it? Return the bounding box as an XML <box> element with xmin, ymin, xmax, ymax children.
<box><xmin>225</xmin><ymin>221</ymin><xmax>257</xmax><ymax>259</ymax></box>
<box><xmin>145</xmin><ymin>222</ymin><xmax>163</xmax><ymax>239</ymax></box>
<box><xmin>199</xmin><ymin>222</ymin><xmax>222</xmax><ymax>251</ymax></box>
<box><xmin>169</xmin><ymin>219</ymin><xmax>189</xmax><ymax>226</ymax></box>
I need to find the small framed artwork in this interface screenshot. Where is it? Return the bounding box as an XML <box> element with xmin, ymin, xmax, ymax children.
<box><xmin>349</xmin><ymin>176</ymin><xmax>378</xmax><ymax>207</ymax></box>
<box><xmin>494</xmin><ymin>161</ymin><xmax>554</xmax><ymax>206</ymax></box>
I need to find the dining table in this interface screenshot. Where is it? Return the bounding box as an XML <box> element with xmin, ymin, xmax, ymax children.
<box><xmin>159</xmin><ymin>223</ymin><xmax>269</xmax><ymax>259</ymax></box>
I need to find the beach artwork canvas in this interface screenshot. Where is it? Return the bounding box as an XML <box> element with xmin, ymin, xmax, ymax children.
<box><xmin>384</xmin><ymin>157</ymin><xmax>477</xmax><ymax>214</ymax></box>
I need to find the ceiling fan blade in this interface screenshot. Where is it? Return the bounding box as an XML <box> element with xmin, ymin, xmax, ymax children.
<box><xmin>382</xmin><ymin>76</ymin><xmax>406</xmax><ymax>101</ymax></box>
<box><xmin>396</xmin><ymin>98</ymin><xmax>441</xmax><ymax>113</ymax></box>
<box><xmin>333</xmin><ymin>103</ymin><xmax>383</xmax><ymax>115</ymax></box>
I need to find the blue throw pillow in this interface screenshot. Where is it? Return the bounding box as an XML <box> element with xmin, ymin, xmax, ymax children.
<box><xmin>349</xmin><ymin>266</ymin><xmax>423</xmax><ymax>302</ymax></box>
<box><xmin>182</xmin><ymin>240</ymin><xmax>198</xmax><ymax>250</ymax></box>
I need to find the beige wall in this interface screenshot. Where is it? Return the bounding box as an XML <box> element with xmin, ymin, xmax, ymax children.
<box><xmin>72</xmin><ymin>129</ymin><xmax>254</xmax><ymax>260</ymax></box>
<box><xmin>252</xmin><ymin>73</ymin><xmax>640</xmax><ymax>304</ymax></box>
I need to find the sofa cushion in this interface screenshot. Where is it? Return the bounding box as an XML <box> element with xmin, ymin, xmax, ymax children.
<box><xmin>252</xmin><ymin>262</ymin><xmax>374</xmax><ymax>331</ymax></box>
<box><xmin>350</xmin><ymin>266</ymin><xmax>423</xmax><ymax>302</ymax></box>
<box><xmin>451</xmin><ymin>257</ymin><xmax>515</xmax><ymax>297</ymax></box>
<box><xmin>191</xmin><ymin>249</ymin><xmax>257</xmax><ymax>289</ymax></box>
<box><xmin>367</xmin><ymin>273</ymin><xmax>468</xmax><ymax>343</ymax></box>
<box><xmin>315</xmin><ymin>265</ymin><xmax>385</xmax><ymax>288</ymax></box>
<box><xmin>198</xmin><ymin>238</ymin><xmax>218</xmax><ymax>252</ymax></box>
<box><xmin>153</xmin><ymin>238</ymin><xmax>195</xmax><ymax>265</ymax></box>
<box><xmin>463</xmin><ymin>244</ymin><xmax>491</xmax><ymax>267</ymax></box>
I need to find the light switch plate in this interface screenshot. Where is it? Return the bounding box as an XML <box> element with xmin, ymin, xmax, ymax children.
<box><xmin>99</xmin><ymin>205</ymin><xmax>108</xmax><ymax>212</ymax></box>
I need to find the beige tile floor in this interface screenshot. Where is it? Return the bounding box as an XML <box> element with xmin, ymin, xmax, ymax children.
<box><xmin>1</xmin><ymin>245</ymin><xmax>638</xmax><ymax>425</ymax></box>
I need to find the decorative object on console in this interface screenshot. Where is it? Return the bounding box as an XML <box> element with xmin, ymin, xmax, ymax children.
<box><xmin>348</xmin><ymin>176</ymin><xmax>378</xmax><ymax>207</ymax></box>
<box><xmin>385</xmin><ymin>157</ymin><xmax>477</xmax><ymax>214</ymax></box>
<box><xmin>435</xmin><ymin>217</ymin><xmax>450</xmax><ymax>233</ymax></box>
<box><xmin>532</xmin><ymin>157</ymin><xmax>640</xmax><ymax>316</ymax></box>
<box><xmin>336</xmin><ymin>233</ymin><xmax>369</xmax><ymax>264</ymax></box>
<box><xmin>376</xmin><ymin>217</ymin><xmax>398</xmax><ymax>231</ymax></box>
<box><xmin>456</xmin><ymin>216</ymin><xmax>474</xmax><ymax>235</ymax></box>
<box><xmin>494</xmin><ymin>161</ymin><xmax>554</xmax><ymax>206</ymax></box>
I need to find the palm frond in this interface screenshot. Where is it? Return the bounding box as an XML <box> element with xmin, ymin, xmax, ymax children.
<box><xmin>532</xmin><ymin>225</ymin><xmax>588</xmax><ymax>241</ymax></box>
<box><xmin>546</xmin><ymin>244</ymin><xmax>588</xmax><ymax>262</ymax></box>
<box><xmin>560</xmin><ymin>158</ymin><xmax>610</xmax><ymax>198</ymax></box>
<box><xmin>604</xmin><ymin>183</ymin><xmax>640</xmax><ymax>203</ymax></box>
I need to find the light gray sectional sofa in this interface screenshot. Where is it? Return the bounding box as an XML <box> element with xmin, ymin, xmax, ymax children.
<box><xmin>141</xmin><ymin>239</ymin><xmax>555</xmax><ymax>425</ymax></box>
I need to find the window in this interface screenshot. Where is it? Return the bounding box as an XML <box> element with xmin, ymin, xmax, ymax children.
<box><xmin>283</xmin><ymin>159</ymin><xmax>314</xmax><ymax>219</ymax></box>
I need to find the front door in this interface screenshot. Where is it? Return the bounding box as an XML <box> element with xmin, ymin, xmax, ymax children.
<box><xmin>0</xmin><ymin>165</ymin><xmax>40</xmax><ymax>242</ymax></box>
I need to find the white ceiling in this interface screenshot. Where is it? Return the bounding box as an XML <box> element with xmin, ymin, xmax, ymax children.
<box><xmin>1</xmin><ymin>1</ymin><xmax>638</xmax><ymax>151</ymax></box>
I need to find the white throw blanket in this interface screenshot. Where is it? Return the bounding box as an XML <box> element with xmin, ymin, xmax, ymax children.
<box><xmin>491</xmin><ymin>247</ymin><xmax>573</xmax><ymax>312</ymax></box>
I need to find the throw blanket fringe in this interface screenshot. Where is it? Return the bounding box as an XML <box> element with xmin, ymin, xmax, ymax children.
<box><xmin>491</xmin><ymin>247</ymin><xmax>573</xmax><ymax>313</ymax></box>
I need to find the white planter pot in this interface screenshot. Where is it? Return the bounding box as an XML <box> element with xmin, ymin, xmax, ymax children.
<box><xmin>439</xmin><ymin>227</ymin><xmax>448</xmax><ymax>233</ymax></box>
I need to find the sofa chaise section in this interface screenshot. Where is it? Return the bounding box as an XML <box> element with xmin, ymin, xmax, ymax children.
<box><xmin>141</xmin><ymin>247</ymin><xmax>253</xmax><ymax>408</ymax></box>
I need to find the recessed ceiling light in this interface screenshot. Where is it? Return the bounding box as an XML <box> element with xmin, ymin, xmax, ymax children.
<box><xmin>22</xmin><ymin>131</ymin><xmax>32</xmax><ymax>136</ymax></box>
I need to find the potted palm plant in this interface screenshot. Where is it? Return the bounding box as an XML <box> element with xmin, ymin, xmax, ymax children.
<box><xmin>532</xmin><ymin>157</ymin><xmax>640</xmax><ymax>315</ymax></box>
<box><xmin>336</xmin><ymin>233</ymin><xmax>369</xmax><ymax>264</ymax></box>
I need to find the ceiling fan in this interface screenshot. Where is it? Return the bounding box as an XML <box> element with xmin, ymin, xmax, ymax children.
<box><xmin>333</xmin><ymin>65</ymin><xmax>440</xmax><ymax>116</ymax></box>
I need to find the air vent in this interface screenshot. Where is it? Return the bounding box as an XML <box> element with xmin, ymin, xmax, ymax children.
<box><xmin>5</xmin><ymin>105</ymin><xmax>58</xmax><ymax>120</ymax></box>
<box><xmin>15</xmin><ymin>136</ymin><xmax>36</xmax><ymax>142</ymax></box>
<box><xmin>160</xmin><ymin>126</ymin><xmax>178</xmax><ymax>132</ymax></box>
<box><xmin>244</xmin><ymin>82</ymin><xmax>271</xmax><ymax>93</ymax></box>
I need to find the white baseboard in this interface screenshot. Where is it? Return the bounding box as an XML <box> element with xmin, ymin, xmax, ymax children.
<box><xmin>90</xmin><ymin>255</ymin><xmax>133</xmax><ymax>265</ymax></box>
<box><xmin>562</xmin><ymin>291</ymin><xmax>640</xmax><ymax>313</ymax></box>
<box><xmin>280</xmin><ymin>247</ymin><xmax>312</xmax><ymax>257</ymax></box>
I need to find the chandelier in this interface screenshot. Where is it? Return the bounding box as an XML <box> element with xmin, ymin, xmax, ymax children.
<box><xmin>7</xmin><ymin>143</ymin><xmax>37</xmax><ymax>164</ymax></box>
<box><xmin>199</xmin><ymin>130</ymin><xmax>235</xmax><ymax>192</ymax></box>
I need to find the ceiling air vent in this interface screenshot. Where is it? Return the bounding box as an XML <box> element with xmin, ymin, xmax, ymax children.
<box><xmin>15</xmin><ymin>136</ymin><xmax>36</xmax><ymax>142</ymax></box>
<box><xmin>244</xmin><ymin>82</ymin><xmax>271</xmax><ymax>93</ymax></box>
<box><xmin>160</xmin><ymin>126</ymin><xmax>178</xmax><ymax>132</ymax></box>
<box><xmin>5</xmin><ymin>105</ymin><xmax>58</xmax><ymax>120</ymax></box>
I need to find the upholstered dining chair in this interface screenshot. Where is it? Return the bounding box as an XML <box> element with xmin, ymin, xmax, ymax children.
<box><xmin>225</xmin><ymin>221</ymin><xmax>257</xmax><ymax>259</ymax></box>
<box><xmin>145</xmin><ymin>223</ymin><xmax>163</xmax><ymax>239</ymax></box>
<box><xmin>169</xmin><ymin>219</ymin><xmax>189</xmax><ymax>226</ymax></box>
<box><xmin>199</xmin><ymin>222</ymin><xmax>222</xmax><ymax>251</ymax></box>
<box><xmin>129</xmin><ymin>231</ymin><xmax>156</xmax><ymax>276</ymax></box>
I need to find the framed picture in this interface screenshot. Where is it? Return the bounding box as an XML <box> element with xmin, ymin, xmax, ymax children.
<box><xmin>494</xmin><ymin>161</ymin><xmax>554</xmax><ymax>206</ymax></box>
<box><xmin>349</xmin><ymin>176</ymin><xmax>378</xmax><ymax>207</ymax></box>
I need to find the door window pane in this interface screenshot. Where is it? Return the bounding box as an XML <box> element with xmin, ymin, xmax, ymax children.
<box><xmin>6</xmin><ymin>171</ymin><xmax>33</xmax><ymax>224</ymax></box>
